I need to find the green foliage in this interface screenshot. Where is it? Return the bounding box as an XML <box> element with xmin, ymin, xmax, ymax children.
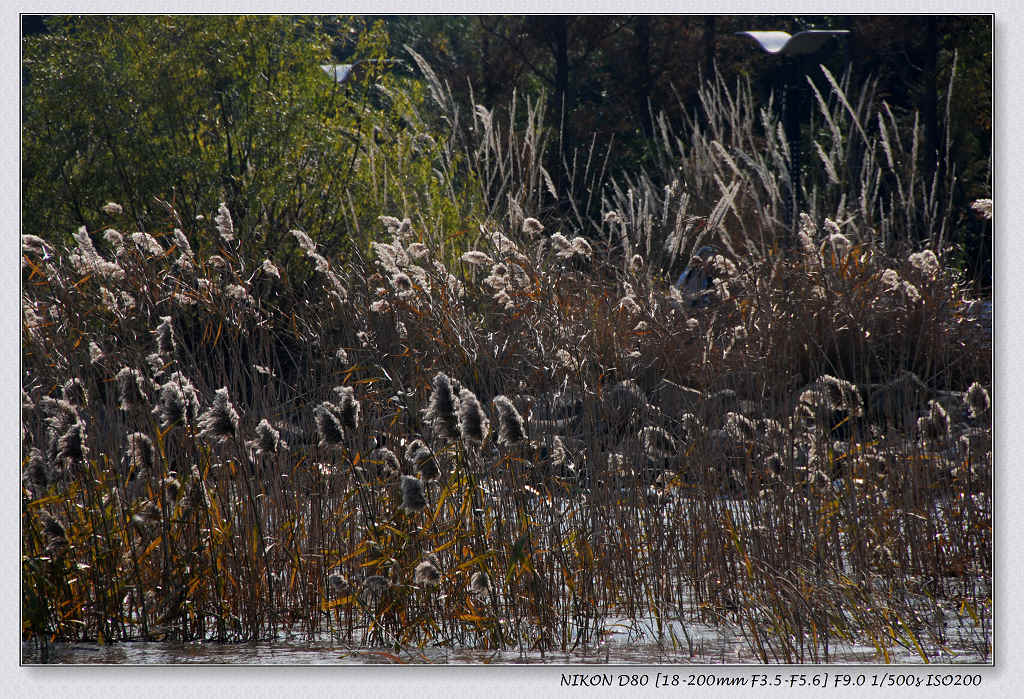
<box><xmin>22</xmin><ymin>15</ymin><xmax>472</xmax><ymax>258</ymax></box>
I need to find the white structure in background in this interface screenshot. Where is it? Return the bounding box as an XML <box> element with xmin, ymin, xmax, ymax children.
<box><xmin>320</xmin><ymin>59</ymin><xmax>404</xmax><ymax>85</ymax></box>
<box><xmin>734</xmin><ymin>29</ymin><xmax>849</xmax><ymax>56</ymax></box>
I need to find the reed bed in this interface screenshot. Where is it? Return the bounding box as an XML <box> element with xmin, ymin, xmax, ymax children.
<box><xmin>21</xmin><ymin>196</ymin><xmax>990</xmax><ymax>662</ymax></box>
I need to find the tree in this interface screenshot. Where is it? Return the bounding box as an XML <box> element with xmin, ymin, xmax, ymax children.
<box><xmin>22</xmin><ymin>15</ymin><xmax>410</xmax><ymax>254</ymax></box>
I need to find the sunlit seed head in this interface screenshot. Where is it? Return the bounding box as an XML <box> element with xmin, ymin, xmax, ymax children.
<box><xmin>522</xmin><ymin>217</ymin><xmax>544</xmax><ymax>235</ymax></box>
<box><xmin>59</xmin><ymin>378</ymin><xmax>88</xmax><ymax>407</ymax></box>
<box><xmin>917</xmin><ymin>400</ymin><xmax>951</xmax><ymax>443</ymax></box>
<box><xmin>461</xmin><ymin>250</ymin><xmax>492</xmax><ymax>266</ymax></box>
<box><xmin>102</xmin><ymin>202</ymin><xmax>123</xmax><ymax>216</ymax></box>
<box><xmin>391</xmin><ymin>272</ymin><xmax>413</xmax><ymax>292</ymax></box>
<box><xmin>186</xmin><ymin>465</ymin><xmax>210</xmax><ymax>511</ymax></box>
<box><xmin>116</xmin><ymin>367</ymin><xmax>149</xmax><ymax>412</ymax></box>
<box><xmin>102</xmin><ymin>229</ymin><xmax>124</xmax><ymax>248</ymax></box>
<box><xmin>130</xmin><ymin>232</ymin><xmax>164</xmax><ymax>257</ymax></box>
<box><xmin>225</xmin><ymin>284</ymin><xmax>250</xmax><ymax>303</ymax></box>
<box><xmin>88</xmin><ymin>341</ymin><xmax>103</xmax><ymax>364</ymax></box>
<box><xmin>901</xmin><ymin>280</ymin><xmax>922</xmax><ymax>304</ymax></box>
<box><xmin>493</xmin><ymin>395</ymin><xmax>526</xmax><ymax>446</ymax></box>
<box><xmin>407</xmin><ymin>242</ymin><xmax>430</xmax><ymax>260</ymax></box>
<box><xmin>970</xmin><ymin>198</ymin><xmax>993</xmax><ymax>220</ymax></box>
<box><xmin>24</xmin><ymin>447</ymin><xmax>52</xmax><ymax>494</ymax></box>
<box><xmin>172</xmin><ymin>228</ymin><xmax>194</xmax><ymax>259</ymax></box>
<box><xmin>879</xmin><ymin>268</ymin><xmax>901</xmax><ymax>293</ymax></box>
<box><xmin>197</xmin><ymin>387</ymin><xmax>240</xmax><ymax>442</ymax></box>
<box><xmin>548</xmin><ymin>233</ymin><xmax>571</xmax><ymax>254</ymax></box>
<box><xmin>603</xmin><ymin>210</ymin><xmax>623</xmax><ymax>225</ymax></box>
<box><xmin>215</xmin><ymin>202</ymin><xmax>235</xmax><ymax>243</ymax></box>
<box><xmin>132</xmin><ymin>500</ymin><xmax>162</xmax><ymax>527</ymax></box>
<box><xmin>569</xmin><ymin>237</ymin><xmax>592</xmax><ymax>259</ymax></box>
<box><xmin>820</xmin><ymin>233</ymin><xmax>851</xmax><ymax>263</ymax></box>
<box><xmin>327</xmin><ymin>574</ymin><xmax>346</xmax><ymax>597</ymax></box>
<box><xmin>419</xmin><ymin>458</ymin><xmax>441</xmax><ymax>483</ymax></box>
<box><xmin>359</xmin><ymin>574</ymin><xmax>390</xmax><ymax>604</ymax></box>
<box><xmin>618</xmin><ymin>295</ymin><xmax>641</xmax><ymax>316</ymax></box>
<box><xmin>314</xmin><ymin>402</ymin><xmax>345</xmax><ymax>447</ymax></box>
<box><xmin>426</xmin><ymin>373</ymin><xmax>461</xmax><ymax>442</ymax></box>
<box><xmin>908</xmin><ymin>249</ymin><xmax>940</xmax><ymax>280</ymax></box>
<box><xmin>815</xmin><ymin>375</ymin><xmax>864</xmax><ymax>418</ymax></box>
<box><xmin>378</xmin><ymin>215</ymin><xmax>402</xmax><ymax>233</ymax></box>
<box><xmin>162</xmin><ymin>476</ymin><xmax>182</xmax><ymax>501</ymax></box>
<box><xmin>259</xmin><ymin>259</ymin><xmax>280</xmax><ymax>280</ymax></box>
<box><xmin>248</xmin><ymin>419</ymin><xmax>284</xmax><ymax>454</ymax></box>
<box><xmin>42</xmin><ymin>515</ymin><xmax>68</xmax><ymax>555</ymax></box>
<box><xmin>404</xmin><ymin>438</ymin><xmax>432</xmax><ymax>466</ymax></box>
<box><xmin>965</xmin><ymin>382</ymin><xmax>990</xmax><ymax>420</ymax></box>
<box><xmin>153</xmin><ymin>316</ymin><xmax>176</xmax><ymax>357</ymax></box>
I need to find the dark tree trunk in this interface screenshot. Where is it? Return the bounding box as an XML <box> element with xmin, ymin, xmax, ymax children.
<box><xmin>703</xmin><ymin>15</ymin><xmax>716</xmax><ymax>79</ymax></box>
<box><xmin>635</xmin><ymin>16</ymin><xmax>652</xmax><ymax>136</ymax></box>
<box><xmin>924</xmin><ymin>15</ymin><xmax>940</xmax><ymax>179</ymax></box>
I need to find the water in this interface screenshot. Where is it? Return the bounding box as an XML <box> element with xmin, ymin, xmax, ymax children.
<box><xmin>22</xmin><ymin>613</ymin><xmax>990</xmax><ymax>665</ymax></box>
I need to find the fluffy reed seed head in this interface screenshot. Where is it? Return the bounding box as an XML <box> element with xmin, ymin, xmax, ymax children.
<box><xmin>401</xmin><ymin>475</ymin><xmax>428</xmax><ymax>512</ymax></box>
<box><xmin>918</xmin><ymin>400</ymin><xmax>951</xmax><ymax>443</ymax></box>
<box><xmin>815</xmin><ymin>375</ymin><xmax>864</xmax><ymax>418</ymax></box>
<box><xmin>426</xmin><ymin>373</ymin><xmax>461</xmax><ymax>441</ymax></box>
<box><xmin>970</xmin><ymin>198</ymin><xmax>993</xmax><ymax>220</ymax></box>
<box><xmin>331</xmin><ymin>385</ymin><xmax>361</xmax><ymax>430</ymax></box>
<box><xmin>185</xmin><ymin>465</ymin><xmax>210</xmax><ymax>512</ymax></box>
<box><xmin>314</xmin><ymin>402</ymin><xmax>345</xmax><ymax>447</ymax></box>
<box><xmin>42</xmin><ymin>515</ymin><xmax>68</xmax><ymax>556</ymax></box>
<box><xmin>215</xmin><ymin>202</ymin><xmax>235</xmax><ymax>243</ymax></box>
<box><xmin>248</xmin><ymin>418</ymin><xmax>285</xmax><ymax>454</ymax></box>
<box><xmin>125</xmin><ymin>432</ymin><xmax>155</xmax><ymax>477</ymax></box>
<box><xmin>359</xmin><ymin>574</ymin><xmax>390</xmax><ymax>605</ymax></box>
<box><xmin>909</xmin><ymin>249</ymin><xmax>940</xmax><ymax>280</ymax></box>
<box><xmin>414</xmin><ymin>559</ymin><xmax>442</xmax><ymax>587</ymax></box>
<box><xmin>327</xmin><ymin>573</ymin><xmax>346</xmax><ymax>598</ymax></box>
<box><xmin>493</xmin><ymin>395</ymin><xmax>527</xmax><ymax>446</ymax></box>
<box><xmin>461</xmin><ymin>250</ymin><xmax>492</xmax><ymax>266</ymax></box>
<box><xmin>56</xmin><ymin>421</ymin><xmax>88</xmax><ymax>465</ymax></box>
<box><xmin>404</xmin><ymin>438</ymin><xmax>432</xmax><ymax>466</ymax></box>
<box><xmin>522</xmin><ymin>217</ymin><xmax>544</xmax><ymax>235</ymax></box>
<box><xmin>457</xmin><ymin>387</ymin><xmax>489</xmax><ymax>444</ymax></box>
<box><xmin>965</xmin><ymin>381</ymin><xmax>990</xmax><ymax>419</ymax></box>
<box><xmin>369</xmin><ymin>447</ymin><xmax>401</xmax><ymax>479</ymax></box>
<box><xmin>197</xmin><ymin>387</ymin><xmax>240</xmax><ymax>442</ymax></box>
<box><xmin>24</xmin><ymin>447</ymin><xmax>52</xmax><ymax>495</ymax></box>
<box><xmin>152</xmin><ymin>373</ymin><xmax>200</xmax><ymax>428</ymax></box>
<box><xmin>153</xmin><ymin>315</ymin><xmax>176</xmax><ymax>357</ymax></box>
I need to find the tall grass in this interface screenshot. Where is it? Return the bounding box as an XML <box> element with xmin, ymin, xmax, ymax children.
<box><xmin>21</xmin><ymin>59</ymin><xmax>990</xmax><ymax>663</ymax></box>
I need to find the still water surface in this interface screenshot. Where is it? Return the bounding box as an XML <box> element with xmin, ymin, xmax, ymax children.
<box><xmin>23</xmin><ymin>615</ymin><xmax>989</xmax><ymax>665</ymax></box>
